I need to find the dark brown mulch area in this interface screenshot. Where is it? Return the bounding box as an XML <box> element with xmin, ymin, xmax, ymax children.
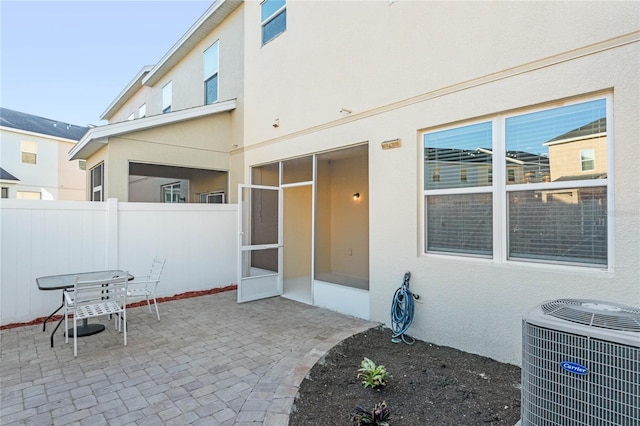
<box><xmin>289</xmin><ymin>326</ymin><xmax>522</xmax><ymax>425</ymax></box>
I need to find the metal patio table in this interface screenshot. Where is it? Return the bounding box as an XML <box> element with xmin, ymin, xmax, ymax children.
<box><xmin>36</xmin><ymin>270</ymin><xmax>132</xmax><ymax>347</ymax></box>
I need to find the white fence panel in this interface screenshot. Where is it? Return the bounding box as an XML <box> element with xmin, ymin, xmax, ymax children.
<box><xmin>117</xmin><ymin>202</ymin><xmax>238</xmax><ymax>297</ymax></box>
<box><xmin>0</xmin><ymin>199</ymin><xmax>238</xmax><ymax>326</ymax></box>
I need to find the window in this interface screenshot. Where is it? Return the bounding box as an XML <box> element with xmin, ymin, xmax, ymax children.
<box><xmin>21</xmin><ymin>141</ymin><xmax>37</xmax><ymax>164</ymax></box>
<box><xmin>204</xmin><ymin>42</ymin><xmax>219</xmax><ymax>105</ymax></box>
<box><xmin>1</xmin><ymin>187</ymin><xmax>8</xmax><ymax>198</ymax></box>
<box><xmin>162</xmin><ymin>81</ymin><xmax>172</xmax><ymax>113</ymax></box>
<box><xmin>162</xmin><ymin>182</ymin><xmax>183</xmax><ymax>203</ymax></box>
<box><xmin>90</xmin><ymin>163</ymin><xmax>103</xmax><ymax>201</ymax></box>
<box><xmin>424</xmin><ymin>97</ymin><xmax>608</xmax><ymax>267</ymax></box>
<box><xmin>139</xmin><ymin>103</ymin><xmax>146</xmax><ymax>118</ymax></box>
<box><xmin>261</xmin><ymin>0</ymin><xmax>286</xmax><ymax>45</ymax></box>
<box><xmin>17</xmin><ymin>191</ymin><xmax>41</xmax><ymax>200</ymax></box>
<box><xmin>581</xmin><ymin>149</ymin><xmax>596</xmax><ymax>171</ymax></box>
<box><xmin>127</xmin><ymin>113</ymin><xmax>134</xmax><ymax>121</ymax></box>
<box><xmin>200</xmin><ymin>191</ymin><xmax>225</xmax><ymax>204</ymax></box>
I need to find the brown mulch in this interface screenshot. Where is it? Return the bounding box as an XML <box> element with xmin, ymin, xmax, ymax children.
<box><xmin>0</xmin><ymin>284</ymin><xmax>237</xmax><ymax>330</ymax></box>
<box><xmin>289</xmin><ymin>325</ymin><xmax>522</xmax><ymax>425</ymax></box>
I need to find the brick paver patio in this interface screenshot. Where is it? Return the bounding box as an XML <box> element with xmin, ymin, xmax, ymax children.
<box><xmin>1</xmin><ymin>290</ymin><xmax>375</xmax><ymax>425</ymax></box>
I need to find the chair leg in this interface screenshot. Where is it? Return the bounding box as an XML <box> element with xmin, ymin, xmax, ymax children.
<box><xmin>73</xmin><ymin>317</ymin><xmax>78</xmax><ymax>357</ymax></box>
<box><xmin>64</xmin><ymin>307</ymin><xmax>69</xmax><ymax>344</ymax></box>
<box><xmin>153</xmin><ymin>296</ymin><xmax>160</xmax><ymax>321</ymax></box>
<box><xmin>123</xmin><ymin>308</ymin><xmax>127</xmax><ymax>346</ymax></box>
<box><xmin>146</xmin><ymin>295</ymin><xmax>152</xmax><ymax>314</ymax></box>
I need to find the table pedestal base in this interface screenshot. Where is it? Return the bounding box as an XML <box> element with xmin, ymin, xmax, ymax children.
<box><xmin>67</xmin><ymin>322</ymin><xmax>105</xmax><ymax>337</ymax></box>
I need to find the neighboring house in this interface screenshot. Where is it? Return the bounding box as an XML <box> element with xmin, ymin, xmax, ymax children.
<box><xmin>0</xmin><ymin>108</ymin><xmax>88</xmax><ymax>200</ymax></box>
<box><xmin>70</xmin><ymin>0</ymin><xmax>639</xmax><ymax>365</ymax></box>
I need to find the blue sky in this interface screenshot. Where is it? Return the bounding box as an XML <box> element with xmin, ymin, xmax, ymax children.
<box><xmin>1</xmin><ymin>1</ymin><xmax>212</xmax><ymax>127</ymax></box>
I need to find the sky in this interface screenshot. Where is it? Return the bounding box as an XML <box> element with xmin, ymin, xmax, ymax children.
<box><xmin>1</xmin><ymin>1</ymin><xmax>213</xmax><ymax>127</ymax></box>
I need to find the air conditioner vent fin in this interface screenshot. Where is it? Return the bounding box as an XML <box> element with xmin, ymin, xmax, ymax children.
<box><xmin>541</xmin><ymin>299</ymin><xmax>640</xmax><ymax>332</ymax></box>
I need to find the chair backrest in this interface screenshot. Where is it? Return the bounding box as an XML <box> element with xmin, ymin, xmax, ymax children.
<box><xmin>74</xmin><ymin>275</ymin><xmax>129</xmax><ymax>308</ymax></box>
<box><xmin>149</xmin><ymin>257</ymin><xmax>166</xmax><ymax>281</ymax></box>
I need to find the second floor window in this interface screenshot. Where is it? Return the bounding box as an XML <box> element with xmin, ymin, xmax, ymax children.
<box><xmin>204</xmin><ymin>42</ymin><xmax>219</xmax><ymax>104</ymax></box>
<box><xmin>21</xmin><ymin>140</ymin><xmax>37</xmax><ymax>164</ymax></box>
<box><xmin>139</xmin><ymin>103</ymin><xmax>146</xmax><ymax>118</ymax></box>
<box><xmin>162</xmin><ymin>81</ymin><xmax>172</xmax><ymax>113</ymax></box>
<box><xmin>261</xmin><ymin>0</ymin><xmax>286</xmax><ymax>45</ymax></box>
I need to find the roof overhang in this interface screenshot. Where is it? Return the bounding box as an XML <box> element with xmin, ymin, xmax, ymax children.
<box><xmin>100</xmin><ymin>0</ymin><xmax>242</xmax><ymax>121</ymax></box>
<box><xmin>100</xmin><ymin>65</ymin><xmax>154</xmax><ymax>121</ymax></box>
<box><xmin>69</xmin><ymin>99</ymin><xmax>236</xmax><ymax>161</ymax></box>
<box><xmin>142</xmin><ymin>0</ymin><xmax>243</xmax><ymax>87</ymax></box>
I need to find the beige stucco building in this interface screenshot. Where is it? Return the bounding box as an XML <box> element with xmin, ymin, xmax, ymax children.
<box><xmin>70</xmin><ymin>0</ymin><xmax>639</xmax><ymax>365</ymax></box>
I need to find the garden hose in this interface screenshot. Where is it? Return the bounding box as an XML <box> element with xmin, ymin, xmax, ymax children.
<box><xmin>390</xmin><ymin>272</ymin><xmax>415</xmax><ymax>345</ymax></box>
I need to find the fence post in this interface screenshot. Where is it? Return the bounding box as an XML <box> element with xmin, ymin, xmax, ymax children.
<box><xmin>106</xmin><ymin>198</ymin><xmax>119</xmax><ymax>269</ymax></box>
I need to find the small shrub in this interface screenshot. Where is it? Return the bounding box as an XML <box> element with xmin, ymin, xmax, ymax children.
<box><xmin>351</xmin><ymin>401</ymin><xmax>391</xmax><ymax>425</ymax></box>
<box><xmin>357</xmin><ymin>357</ymin><xmax>388</xmax><ymax>389</ymax></box>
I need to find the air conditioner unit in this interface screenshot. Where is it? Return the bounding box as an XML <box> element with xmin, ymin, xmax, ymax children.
<box><xmin>521</xmin><ymin>299</ymin><xmax>640</xmax><ymax>426</ymax></box>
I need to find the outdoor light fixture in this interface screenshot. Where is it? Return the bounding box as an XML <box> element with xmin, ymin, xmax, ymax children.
<box><xmin>353</xmin><ymin>192</ymin><xmax>360</xmax><ymax>200</ymax></box>
<box><xmin>381</xmin><ymin>138</ymin><xmax>401</xmax><ymax>149</ymax></box>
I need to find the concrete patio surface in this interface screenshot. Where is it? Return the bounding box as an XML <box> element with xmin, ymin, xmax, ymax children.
<box><xmin>0</xmin><ymin>290</ymin><xmax>376</xmax><ymax>425</ymax></box>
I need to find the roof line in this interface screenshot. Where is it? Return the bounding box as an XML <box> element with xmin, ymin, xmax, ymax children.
<box><xmin>0</xmin><ymin>125</ymin><xmax>81</xmax><ymax>144</ymax></box>
<box><xmin>69</xmin><ymin>99</ymin><xmax>237</xmax><ymax>161</ymax></box>
<box><xmin>142</xmin><ymin>0</ymin><xmax>239</xmax><ymax>87</ymax></box>
<box><xmin>100</xmin><ymin>65</ymin><xmax>154</xmax><ymax>121</ymax></box>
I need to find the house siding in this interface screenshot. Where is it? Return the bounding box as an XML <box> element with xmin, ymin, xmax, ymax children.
<box><xmin>240</xmin><ymin>1</ymin><xmax>639</xmax><ymax>364</ymax></box>
<box><xmin>83</xmin><ymin>0</ymin><xmax>638</xmax><ymax>365</ymax></box>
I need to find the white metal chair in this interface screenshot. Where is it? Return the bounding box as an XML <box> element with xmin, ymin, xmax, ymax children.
<box><xmin>127</xmin><ymin>257</ymin><xmax>165</xmax><ymax>320</ymax></box>
<box><xmin>64</xmin><ymin>274</ymin><xmax>129</xmax><ymax>357</ymax></box>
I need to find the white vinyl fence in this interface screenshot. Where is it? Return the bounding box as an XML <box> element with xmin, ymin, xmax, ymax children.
<box><xmin>0</xmin><ymin>199</ymin><xmax>238</xmax><ymax>326</ymax></box>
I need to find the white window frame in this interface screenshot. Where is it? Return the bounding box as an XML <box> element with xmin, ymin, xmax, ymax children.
<box><xmin>422</xmin><ymin>94</ymin><xmax>612</xmax><ymax>270</ymax></box>
<box><xmin>90</xmin><ymin>163</ymin><xmax>104</xmax><ymax>201</ymax></box>
<box><xmin>21</xmin><ymin>140</ymin><xmax>37</xmax><ymax>164</ymax></box>
<box><xmin>200</xmin><ymin>191</ymin><xmax>225</xmax><ymax>204</ymax></box>
<box><xmin>580</xmin><ymin>148</ymin><xmax>596</xmax><ymax>171</ymax></box>
<box><xmin>162</xmin><ymin>81</ymin><xmax>172</xmax><ymax>113</ymax></box>
<box><xmin>162</xmin><ymin>182</ymin><xmax>183</xmax><ymax>203</ymax></box>
<box><xmin>204</xmin><ymin>41</ymin><xmax>219</xmax><ymax>105</ymax></box>
<box><xmin>261</xmin><ymin>0</ymin><xmax>286</xmax><ymax>45</ymax></box>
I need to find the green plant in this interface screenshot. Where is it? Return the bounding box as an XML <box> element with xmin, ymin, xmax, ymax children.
<box><xmin>357</xmin><ymin>357</ymin><xmax>388</xmax><ymax>389</ymax></box>
<box><xmin>351</xmin><ymin>401</ymin><xmax>391</xmax><ymax>425</ymax></box>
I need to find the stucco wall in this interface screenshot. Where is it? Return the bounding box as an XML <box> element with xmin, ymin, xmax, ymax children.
<box><xmin>239</xmin><ymin>1</ymin><xmax>639</xmax><ymax>364</ymax></box>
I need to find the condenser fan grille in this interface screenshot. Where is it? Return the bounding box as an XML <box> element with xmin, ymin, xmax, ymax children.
<box><xmin>541</xmin><ymin>299</ymin><xmax>640</xmax><ymax>332</ymax></box>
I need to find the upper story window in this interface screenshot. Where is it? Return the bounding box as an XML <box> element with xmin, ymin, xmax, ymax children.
<box><xmin>162</xmin><ymin>81</ymin><xmax>172</xmax><ymax>113</ymax></box>
<box><xmin>261</xmin><ymin>0</ymin><xmax>286</xmax><ymax>45</ymax></box>
<box><xmin>21</xmin><ymin>140</ymin><xmax>37</xmax><ymax>164</ymax></box>
<box><xmin>127</xmin><ymin>113</ymin><xmax>135</xmax><ymax>121</ymax></box>
<box><xmin>139</xmin><ymin>103</ymin><xmax>146</xmax><ymax>118</ymax></box>
<box><xmin>204</xmin><ymin>41</ymin><xmax>219</xmax><ymax>104</ymax></box>
<box><xmin>90</xmin><ymin>163</ymin><xmax>104</xmax><ymax>201</ymax></box>
<box><xmin>423</xmin><ymin>96</ymin><xmax>609</xmax><ymax>267</ymax></box>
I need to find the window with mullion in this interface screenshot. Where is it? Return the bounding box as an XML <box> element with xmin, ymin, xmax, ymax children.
<box><xmin>261</xmin><ymin>0</ymin><xmax>286</xmax><ymax>45</ymax></box>
<box><xmin>90</xmin><ymin>163</ymin><xmax>103</xmax><ymax>202</ymax></box>
<box><xmin>424</xmin><ymin>121</ymin><xmax>494</xmax><ymax>256</ymax></box>
<box><xmin>423</xmin><ymin>96</ymin><xmax>609</xmax><ymax>267</ymax></box>
<box><xmin>203</xmin><ymin>42</ymin><xmax>219</xmax><ymax>104</ymax></box>
<box><xmin>504</xmin><ymin>98</ymin><xmax>608</xmax><ymax>265</ymax></box>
